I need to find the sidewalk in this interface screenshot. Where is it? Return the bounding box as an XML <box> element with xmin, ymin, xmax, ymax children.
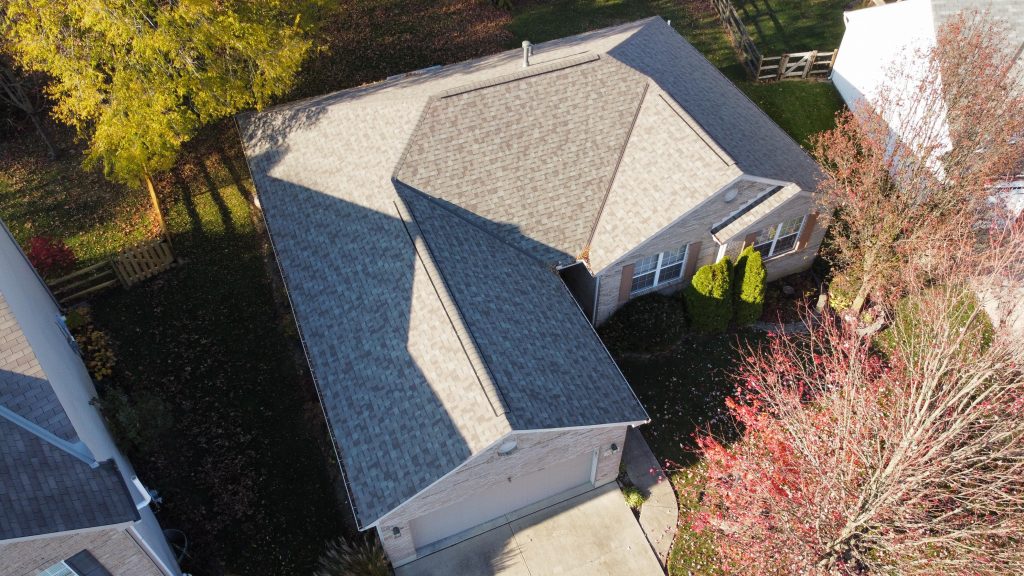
<box><xmin>622</xmin><ymin>426</ymin><xmax>678</xmax><ymax>568</ymax></box>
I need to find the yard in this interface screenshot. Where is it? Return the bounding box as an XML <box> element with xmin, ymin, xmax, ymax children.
<box><xmin>0</xmin><ymin>0</ymin><xmax>847</xmax><ymax>574</ymax></box>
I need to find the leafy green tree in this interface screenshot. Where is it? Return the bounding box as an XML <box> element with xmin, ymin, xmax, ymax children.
<box><xmin>1</xmin><ymin>0</ymin><xmax>311</xmax><ymax>236</ymax></box>
<box><xmin>733</xmin><ymin>246</ymin><xmax>766</xmax><ymax>326</ymax></box>
<box><xmin>684</xmin><ymin>257</ymin><xmax>733</xmax><ymax>333</ymax></box>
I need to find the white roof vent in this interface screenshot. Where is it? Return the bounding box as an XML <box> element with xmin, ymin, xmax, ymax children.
<box><xmin>522</xmin><ymin>40</ymin><xmax>533</xmax><ymax>68</ymax></box>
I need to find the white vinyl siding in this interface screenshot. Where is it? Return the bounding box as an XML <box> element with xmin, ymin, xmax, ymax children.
<box><xmin>630</xmin><ymin>245</ymin><xmax>687</xmax><ymax>296</ymax></box>
<box><xmin>753</xmin><ymin>215</ymin><xmax>806</xmax><ymax>259</ymax></box>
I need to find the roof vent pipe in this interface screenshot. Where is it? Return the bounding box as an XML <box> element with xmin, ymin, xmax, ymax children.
<box><xmin>522</xmin><ymin>40</ymin><xmax>532</xmax><ymax>68</ymax></box>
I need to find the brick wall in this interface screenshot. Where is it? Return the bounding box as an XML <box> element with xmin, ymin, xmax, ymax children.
<box><xmin>594</xmin><ymin>182</ymin><xmax>822</xmax><ymax>324</ymax></box>
<box><xmin>376</xmin><ymin>426</ymin><xmax>627</xmax><ymax>564</ymax></box>
<box><xmin>0</xmin><ymin>527</ymin><xmax>166</xmax><ymax>576</ymax></box>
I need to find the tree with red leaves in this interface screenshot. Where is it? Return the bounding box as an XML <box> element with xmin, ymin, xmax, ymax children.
<box><xmin>692</xmin><ymin>214</ymin><xmax>1024</xmax><ymax>574</ymax></box>
<box><xmin>813</xmin><ymin>12</ymin><xmax>1024</xmax><ymax>314</ymax></box>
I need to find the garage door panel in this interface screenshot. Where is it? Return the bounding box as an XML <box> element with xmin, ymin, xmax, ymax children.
<box><xmin>410</xmin><ymin>450</ymin><xmax>595</xmax><ymax>550</ymax></box>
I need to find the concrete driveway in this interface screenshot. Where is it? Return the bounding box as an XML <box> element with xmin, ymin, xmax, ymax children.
<box><xmin>395</xmin><ymin>482</ymin><xmax>664</xmax><ymax>576</ymax></box>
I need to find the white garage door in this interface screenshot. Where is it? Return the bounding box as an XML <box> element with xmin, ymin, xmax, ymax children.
<box><xmin>410</xmin><ymin>450</ymin><xmax>595</xmax><ymax>550</ymax></box>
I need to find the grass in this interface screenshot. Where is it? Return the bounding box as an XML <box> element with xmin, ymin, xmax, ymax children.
<box><xmin>89</xmin><ymin>174</ymin><xmax>347</xmax><ymax>575</ymax></box>
<box><xmin>608</xmin><ymin>330</ymin><xmax>766</xmax><ymax>575</ymax></box>
<box><xmin>0</xmin><ymin>128</ymin><xmax>155</xmax><ymax>267</ymax></box>
<box><xmin>0</xmin><ymin>1</ymin><xmax>848</xmax><ymax>573</ymax></box>
<box><xmin>740</xmin><ymin>81</ymin><xmax>845</xmax><ymax>148</ymax></box>
<box><xmin>510</xmin><ymin>0</ymin><xmax>745</xmax><ymax>79</ymax></box>
<box><xmin>735</xmin><ymin>0</ymin><xmax>849</xmax><ymax>54</ymax></box>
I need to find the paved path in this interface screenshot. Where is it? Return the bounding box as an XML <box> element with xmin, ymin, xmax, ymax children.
<box><xmin>622</xmin><ymin>426</ymin><xmax>678</xmax><ymax>568</ymax></box>
<box><xmin>395</xmin><ymin>482</ymin><xmax>663</xmax><ymax>576</ymax></box>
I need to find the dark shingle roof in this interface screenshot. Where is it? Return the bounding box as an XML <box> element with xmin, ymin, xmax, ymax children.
<box><xmin>0</xmin><ymin>420</ymin><xmax>138</xmax><ymax>540</ymax></box>
<box><xmin>0</xmin><ymin>284</ymin><xmax>138</xmax><ymax>541</ymax></box>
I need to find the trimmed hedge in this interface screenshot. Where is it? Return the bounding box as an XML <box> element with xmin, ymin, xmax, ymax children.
<box><xmin>684</xmin><ymin>257</ymin><xmax>733</xmax><ymax>333</ymax></box>
<box><xmin>734</xmin><ymin>246</ymin><xmax>766</xmax><ymax>326</ymax></box>
<box><xmin>598</xmin><ymin>293</ymin><xmax>687</xmax><ymax>354</ymax></box>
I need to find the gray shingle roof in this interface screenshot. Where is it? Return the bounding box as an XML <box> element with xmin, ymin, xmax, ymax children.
<box><xmin>931</xmin><ymin>0</ymin><xmax>1024</xmax><ymax>73</ymax></box>
<box><xmin>0</xmin><ymin>293</ymin><xmax>76</xmax><ymax>441</ymax></box>
<box><xmin>0</xmin><ymin>286</ymin><xmax>138</xmax><ymax>541</ymax></box>
<box><xmin>239</xmin><ymin>17</ymin><xmax>816</xmax><ymax>528</ymax></box>
<box><xmin>395</xmin><ymin>55</ymin><xmax>648</xmax><ymax>265</ymax></box>
<box><xmin>397</xmin><ymin>185</ymin><xmax>647</xmax><ymax>430</ymax></box>
<box><xmin>0</xmin><ymin>419</ymin><xmax>138</xmax><ymax>540</ymax></box>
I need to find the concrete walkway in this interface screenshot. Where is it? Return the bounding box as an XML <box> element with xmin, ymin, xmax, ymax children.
<box><xmin>622</xmin><ymin>426</ymin><xmax>678</xmax><ymax>567</ymax></box>
<box><xmin>395</xmin><ymin>482</ymin><xmax>663</xmax><ymax>576</ymax></box>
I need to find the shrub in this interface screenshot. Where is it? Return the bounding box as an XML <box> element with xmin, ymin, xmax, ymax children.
<box><xmin>733</xmin><ymin>247</ymin><xmax>766</xmax><ymax>326</ymax></box>
<box><xmin>684</xmin><ymin>258</ymin><xmax>733</xmax><ymax>333</ymax></box>
<box><xmin>598</xmin><ymin>293</ymin><xmax>686</xmax><ymax>354</ymax></box>
<box><xmin>623</xmin><ymin>485</ymin><xmax>646</xmax><ymax>511</ymax></box>
<box><xmin>24</xmin><ymin>236</ymin><xmax>76</xmax><ymax>278</ymax></box>
<box><xmin>827</xmin><ymin>274</ymin><xmax>856</xmax><ymax>312</ymax></box>
<box><xmin>94</xmin><ymin>385</ymin><xmax>173</xmax><ymax>453</ymax></box>
<box><xmin>315</xmin><ymin>536</ymin><xmax>390</xmax><ymax>576</ymax></box>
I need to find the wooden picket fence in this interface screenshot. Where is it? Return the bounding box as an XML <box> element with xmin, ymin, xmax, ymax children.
<box><xmin>756</xmin><ymin>50</ymin><xmax>839</xmax><ymax>81</ymax></box>
<box><xmin>48</xmin><ymin>238</ymin><xmax>176</xmax><ymax>304</ymax></box>
<box><xmin>710</xmin><ymin>0</ymin><xmax>838</xmax><ymax>82</ymax></box>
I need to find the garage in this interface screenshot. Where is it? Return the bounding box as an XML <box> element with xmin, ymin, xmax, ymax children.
<box><xmin>409</xmin><ymin>450</ymin><xmax>596</xmax><ymax>551</ymax></box>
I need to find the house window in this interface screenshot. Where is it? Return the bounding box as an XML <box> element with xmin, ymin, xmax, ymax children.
<box><xmin>39</xmin><ymin>551</ymin><xmax>112</xmax><ymax>576</ymax></box>
<box><xmin>753</xmin><ymin>215</ymin><xmax>806</xmax><ymax>259</ymax></box>
<box><xmin>38</xmin><ymin>562</ymin><xmax>77</xmax><ymax>576</ymax></box>
<box><xmin>630</xmin><ymin>245</ymin><xmax>687</xmax><ymax>296</ymax></box>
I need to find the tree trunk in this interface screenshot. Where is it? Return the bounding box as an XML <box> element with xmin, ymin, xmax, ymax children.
<box><xmin>144</xmin><ymin>172</ymin><xmax>173</xmax><ymax>251</ymax></box>
<box><xmin>26</xmin><ymin>109</ymin><xmax>57</xmax><ymax>160</ymax></box>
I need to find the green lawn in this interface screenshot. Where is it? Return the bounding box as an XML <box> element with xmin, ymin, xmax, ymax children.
<box><xmin>734</xmin><ymin>0</ymin><xmax>848</xmax><ymax>54</ymax></box>
<box><xmin>0</xmin><ymin>133</ymin><xmax>155</xmax><ymax>267</ymax></box>
<box><xmin>89</xmin><ymin>174</ymin><xmax>347</xmax><ymax>576</ymax></box>
<box><xmin>610</xmin><ymin>328</ymin><xmax>766</xmax><ymax>575</ymax></box>
<box><xmin>0</xmin><ymin>1</ymin><xmax>846</xmax><ymax>573</ymax></box>
<box><xmin>740</xmin><ymin>80</ymin><xmax>845</xmax><ymax>148</ymax></box>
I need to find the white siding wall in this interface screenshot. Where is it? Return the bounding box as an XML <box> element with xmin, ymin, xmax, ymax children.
<box><xmin>0</xmin><ymin>224</ymin><xmax>181</xmax><ymax>576</ymax></box>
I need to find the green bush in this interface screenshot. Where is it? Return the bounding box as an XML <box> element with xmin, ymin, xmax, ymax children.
<box><xmin>623</xmin><ymin>485</ymin><xmax>646</xmax><ymax>511</ymax></box>
<box><xmin>94</xmin><ymin>385</ymin><xmax>172</xmax><ymax>454</ymax></box>
<box><xmin>879</xmin><ymin>287</ymin><xmax>994</xmax><ymax>359</ymax></box>
<box><xmin>733</xmin><ymin>246</ymin><xmax>766</xmax><ymax>326</ymax></box>
<box><xmin>684</xmin><ymin>258</ymin><xmax>733</xmax><ymax>333</ymax></box>
<box><xmin>315</xmin><ymin>536</ymin><xmax>390</xmax><ymax>576</ymax></box>
<box><xmin>598</xmin><ymin>293</ymin><xmax>687</xmax><ymax>354</ymax></box>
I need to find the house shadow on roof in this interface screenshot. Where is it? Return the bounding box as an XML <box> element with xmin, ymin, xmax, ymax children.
<box><xmin>241</xmin><ymin>124</ymin><xmax>646</xmax><ymax>532</ymax></box>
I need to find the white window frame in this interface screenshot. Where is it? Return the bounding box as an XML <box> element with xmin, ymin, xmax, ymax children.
<box><xmin>629</xmin><ymin>245</ymin><xmax>688</xmax><ymax>297</ymax></box>
<box><xmin>38</xmin><ymin>561</ymin><xmax>79</xmax><ymax>576</ymax></box>
<box><xmin>753</xmin><ymin>215</ymin><xmax>807</xmax><ymax>259</ymax></box>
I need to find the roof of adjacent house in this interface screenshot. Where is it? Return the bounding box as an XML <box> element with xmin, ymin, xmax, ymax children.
<box><xmin>0</xmin><ymin>291</ymin><xmax>139</xmax><ymax>541</ymax></box>
<box><xmin>931</xmin><ymin>0</ymin><xmax>1024</xmax><ymax>71</ymax></box>
<box><xmin>239</xmin><ymin>17</ymin><xmax>819</xmax><ymax>528</ymax></box>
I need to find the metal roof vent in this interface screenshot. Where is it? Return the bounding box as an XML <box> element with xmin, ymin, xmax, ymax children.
<box><xmin>522</xmin><ymin>40</ymin><xmax>533</xmax><ymax>68</ymax></box>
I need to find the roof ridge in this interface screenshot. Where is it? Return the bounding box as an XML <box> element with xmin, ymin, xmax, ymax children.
<box><xmin>434</xmin><ymin>53</ymin><xmax>600</xmax><ymax>99</ymax></box>
<box><xmin>391</xmin><ymin>184</ymin><xmax>511</xmax><ymax>420</ymax></box>
<box><xmin>584</xmin><ymin>79</ymin><xmax>649</xmax><ymax>253</ymax></box>
<box><xmin>0</xmin><ymin>402</ymin><xmax>97</xmax><ymax>468</ymax></box>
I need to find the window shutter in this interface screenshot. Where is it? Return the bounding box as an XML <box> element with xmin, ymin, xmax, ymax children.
<box><xmin>742</xmin><ymin>232</ymin><xmax>759</xmax><ymax>249</ymax></box>
<box><xmin>683</xmin><ymin>241</ymin><xmax>702</xmax><ymax>280</ymax></box>
<box><xmin>795</xmin><ymin>213</ymin><xmax>818</xmax><ymax>251</ymax></box>
<box><xmin>617</xmin><ymin>263</ymin><xmax>635</xmax><ymax>304</ymax></box>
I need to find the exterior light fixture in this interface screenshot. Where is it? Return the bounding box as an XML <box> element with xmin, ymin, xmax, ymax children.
<box><xmin>610</xmin><ymin>443</ymin><xmax>619</xmax><ymax>453</ymax></box>
<box><xmin>497</xmin><ymin>439</ymin><xmax>518</xmax><ymax>455</ymax></box>
<box><xmin>392</xmin><ymin>527</ymin><xmax>401</xmax><ymax>537</ymax></box>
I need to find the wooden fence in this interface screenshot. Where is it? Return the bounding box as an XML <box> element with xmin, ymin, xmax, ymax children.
<box><xmin>48</xmin><ymin>238</ymin><xmax>175</xmax><ymax>304</ymax></box>
<box><xmin>710</xmin><ymin>0</ymin><xmax>838</xmax><ymax>82</ymax></box>
<box><xmin>756</xmin><ymin>50</ymin><xmax>839</xmax><ymax>81</ymax></box>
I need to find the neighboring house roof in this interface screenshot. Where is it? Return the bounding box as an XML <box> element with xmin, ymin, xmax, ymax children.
<box><xmin>239</xmin><ymin>17</ymin><xmax>817</xmax><ymax>528</ymax></box>
<box><xmin>0</xmin><ymin>290</ymin><xmax>138</xmax><ymax>541</ymax></box>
